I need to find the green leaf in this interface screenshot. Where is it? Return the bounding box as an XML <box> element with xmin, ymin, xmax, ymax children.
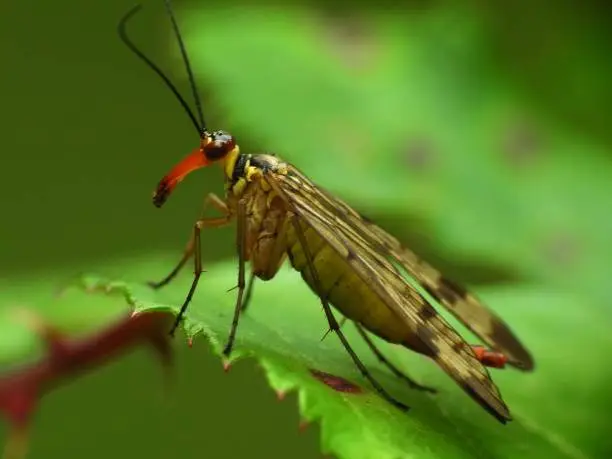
<box><xmin>74</xmin><ymin>253</ymin><xmax>610</xmax><ymax>459</ymax></box>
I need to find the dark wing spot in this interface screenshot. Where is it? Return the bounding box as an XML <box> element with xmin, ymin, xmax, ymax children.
<box><xmin>417</xmin><ymin>304</ymin><xmax>437</xmax><ymax>321</ymax></box>
<box><xmin>422</xmin><ymin>283</ymin><xmax>458</xmax><ymax>307</ymax></box>
<box><xmin>414</xmin><ymin>323</ymin><xmax>439</xmax><ymax>353</ymax></box>
<box><xmin>490</xmin><ymin>320</ymin><xmax>535</xmax><ymax>371</ymax></box>
<box><xmin>309</xmin><ymin>369</ymin><xmax>362</xmax><ymax>393</ymax></box>
<box><xmin>440</xmin><ymin>277</ymin><xmax>468</xmax><ymax>298</ymax></box>
<box><xmin>431</xmin><ymin>276</ymin><xmax>468</xmax><ymax>304</ymax></box>
<box><xmin>422</xmin><ymin>284</ymin><xmax>439</xmax><ymax>301</ymax></box>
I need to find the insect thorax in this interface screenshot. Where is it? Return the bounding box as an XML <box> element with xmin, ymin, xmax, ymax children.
<box><xmin>226</xmin><ymin>152</ymin><xmax>286</xmax><ymax>199</ymax></box>
<box><xmin>224</xmin><ymin>152</ymin><xmax>289</xmax><ymax>280</ymax></box>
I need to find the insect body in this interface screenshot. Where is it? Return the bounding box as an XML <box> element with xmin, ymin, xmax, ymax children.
<box><xmin>119</xmin><ymin>0</ymin><xmax>534</xmax><ymax>423</ymax></box>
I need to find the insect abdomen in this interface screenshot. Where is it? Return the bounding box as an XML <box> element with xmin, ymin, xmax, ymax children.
<box><xmin>286</xmin><ymin>221</ymin><xmax>408</xmax><ymax>344</ymax></box>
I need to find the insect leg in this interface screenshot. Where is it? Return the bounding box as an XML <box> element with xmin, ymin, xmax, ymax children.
<box><xmin>291</xmin><ymin>216</ymin><xmax>410</xmax><ymax>411</ymax></box>
<box><xmin>322</xmin><ymin>319</ymin><xmax>438</xmax><ymax>395</ymax></box>
<box><xmin>320</xmin><ymin>317</ymin><xmax>347</xmax><ymax>342</ymax></box>
<box><xmin>239</xmin><ymin>273</ymin><xmax>256</xmax><ymax>312</ymax></box>
<box><xmin>354</xmin><ymin>323</ymin><xmax>437</xmax><ymax>393</ymax></box>
<box><xmin>168</xmin><ymin>210</ymin><xmax>232</xmax><ymax>337</ymax></box>
<box><xmin>149</xmin><ymin>193</ymin><xmax>230</xmax><ymax>290</ymax></box>
<box><xmin>227</xmin><ymin>271</ymin><xmax>256</xmax><ymax>310</ymax></box>
<box><xmin>222</xmin><ymin>199</ymin><xmax>248</xmax><ymax>358</ymax></box>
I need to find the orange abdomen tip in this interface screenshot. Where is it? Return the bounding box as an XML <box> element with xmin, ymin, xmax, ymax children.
<box><xmin>472</xmin><ymin>345</ymin><xmax>508</xmax><ymax>369</ymax></box>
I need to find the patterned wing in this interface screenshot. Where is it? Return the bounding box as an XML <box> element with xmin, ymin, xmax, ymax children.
<box><xmin>264</xmin><ymin>164</ymin><xmax>512</xmax><ymax>422</ymax></box>
<box><xmin>276</xmin><ymin>165</ymin><xmax>533</xmax><ymax>371</ymax></box>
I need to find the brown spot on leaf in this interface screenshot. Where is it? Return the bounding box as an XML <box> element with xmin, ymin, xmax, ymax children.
<box><xmin>309</xmin><ymin>369</ymin><xmax>362</xmax><ymax>393</ymax></box>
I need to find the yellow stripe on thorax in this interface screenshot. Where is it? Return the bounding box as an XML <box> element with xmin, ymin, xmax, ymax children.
<box><xmin>227</xmin><ymin>154</ymin><xmax>274</xmax><ymax>199</ymax></box>
<box><xmin>223</xmin><ymin>145</ymin><xmax>240</xmax><ymax>181</ymax></box>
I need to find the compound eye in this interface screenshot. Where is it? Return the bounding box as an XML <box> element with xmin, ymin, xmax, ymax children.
<box><xmin>212</xmin><ymin>130</ymin><xmax>232</xmax><ymax>144</ymax></box>
<box><xmin>204</xmin><ymin>130</ymin><xmax>236</xmax><ymax>160</ymax></box>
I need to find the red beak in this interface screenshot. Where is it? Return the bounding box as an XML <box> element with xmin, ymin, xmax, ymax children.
<box><xmin>152</xmin><ymin>148</ymin><xmax>210</xmax><ymax>207</ymax></box>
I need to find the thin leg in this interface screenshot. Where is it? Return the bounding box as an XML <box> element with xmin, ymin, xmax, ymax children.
<box><xmin>240</xmin><ymin>273</ymin><xmax>256</xmax><ymax>312</ymax></box>
<box><xmin>168</xmin><ymin>221</ymin><xmax>202</xmax><ymax>336</ymax></box>
<box><xmin>149</xmin><ymin>193</ymin><xmax>230</xmax><ymax>290</ymax></box>
<box><xmin>320</xmin><ymin>316</ymin><xmax>347</xmax><ymax>342</ymax></box>
<box><xmin>167</xmin><ymin>211</ymin><xmax>232</xmax><ymax>337</ymax></box>
<box><xmin>222</xmin><ymin>199</ymin><xmax>248</xmax><ymax>358</ymax></box>
<box><xmin>354</xmin><ymin>323</ymin><xmax>437</xmax><ymax>394</ymax></box>
<box><xmin>291</xmin><ymin>216</ymin><xmax>409</xmax><ymax>412</ymax></box>
<box><xmin>225</xmin><ymin>270</ymin><xmax>255</xmax><ymax>311</ymax></box>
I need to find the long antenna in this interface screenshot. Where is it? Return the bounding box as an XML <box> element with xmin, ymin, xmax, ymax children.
<box><xmin>163</xmin><ymin>0</ymin><xmax>205</xmax><ymax>131</ymax></box>
<box><xmin>118</xmin><ymin>4</ymin><xmax>204</xmax><ymax>134</ymax></box>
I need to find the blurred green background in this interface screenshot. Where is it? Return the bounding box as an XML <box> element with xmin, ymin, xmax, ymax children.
<box><xmin>1</xmin><ymin>0</ymin><xmax>611</xmax><ymax>458</ymax></box>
